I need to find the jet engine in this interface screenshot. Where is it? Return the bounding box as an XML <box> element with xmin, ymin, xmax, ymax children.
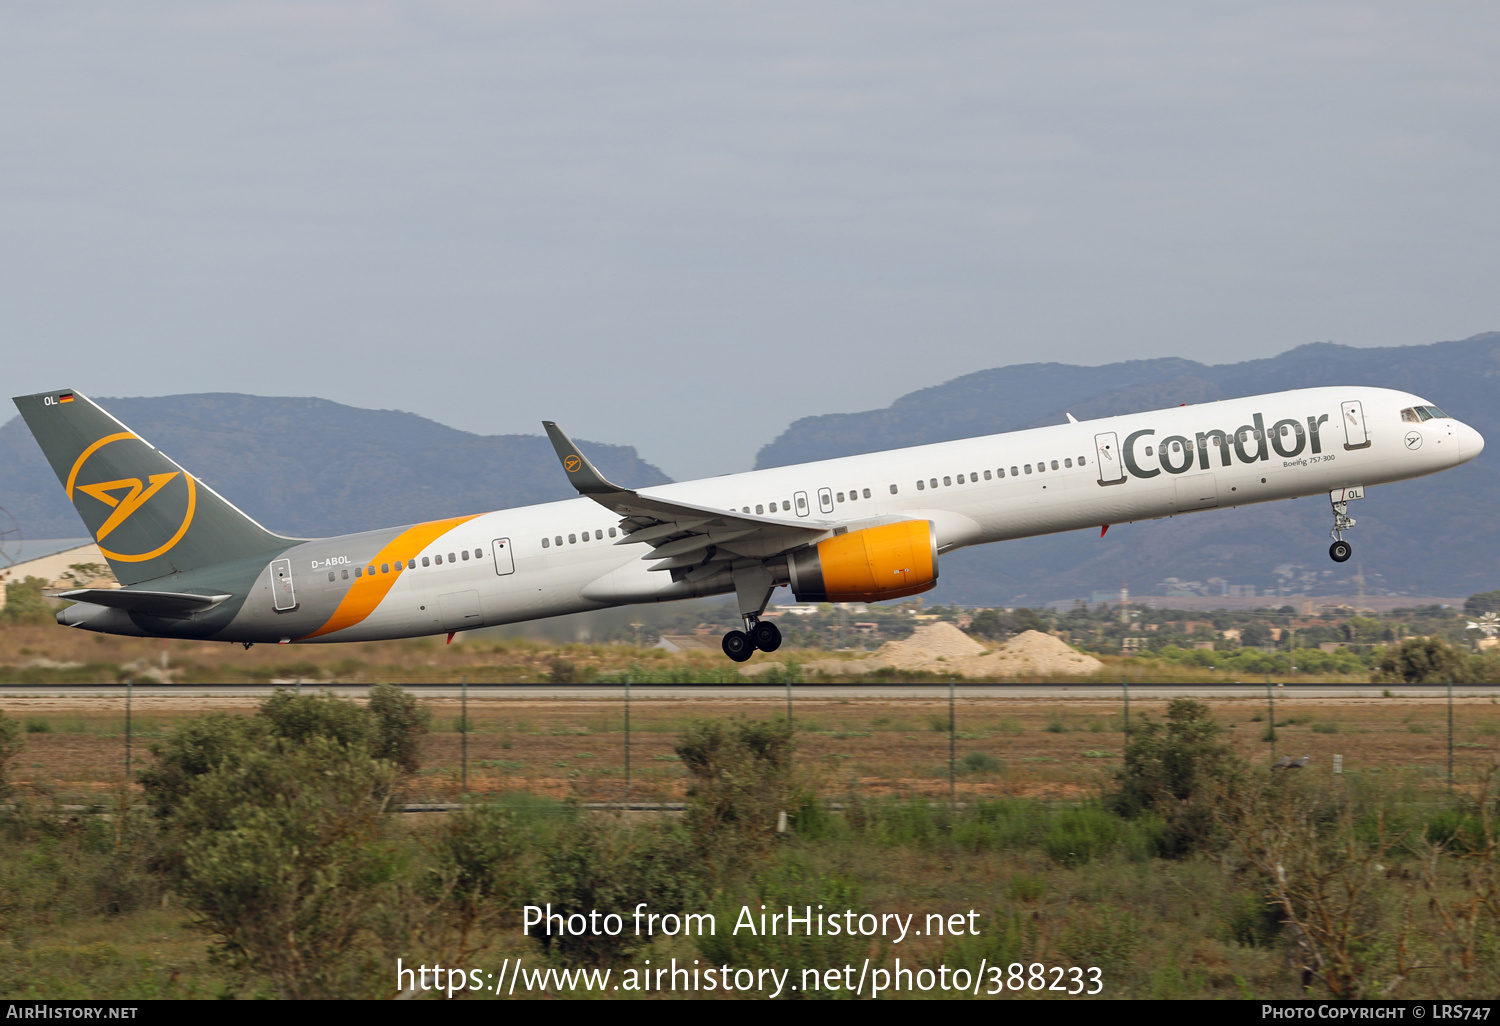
<box><xmin>787</xmin><ymin>520</ymin><xmax>937</xmax><ymax>603</ymax></box>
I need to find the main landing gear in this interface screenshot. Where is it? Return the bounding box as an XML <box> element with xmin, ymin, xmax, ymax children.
<box><xmin>722</xmin><ymin>617</ymin><xmax>782</xmax><ymax>663</ymax></box>
<box><xmin>1329</xmin><ymin>492</ymin><xmax>1356</xmax><ymax>563</ymax></box>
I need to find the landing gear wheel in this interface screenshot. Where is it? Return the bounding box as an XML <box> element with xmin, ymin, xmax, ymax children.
<box><xmin>722</xmin><ymin>630</ymin><xmax>754</xmax><ymax>662</ymax></box>
<box><xmin>1329</xmin><ymin>540</ymin><xmax>1352</xmax><ymax>563</ymax></box>
<box><xmin>752</xmin><ymin>620</ymin><xmax>782</xmax><ymax>653</ymax></box>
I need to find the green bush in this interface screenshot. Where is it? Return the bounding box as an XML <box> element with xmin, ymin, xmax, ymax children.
<box><xmin>366</xmin><ymin>683</ymin><xmax>428</xmax><ymax>773</ymax></box>
<box><xmin>1043</xmin><ymin>808</ymin><xmax>1121</xmax><ymax>867</ymax></box>
<box><xmin>1106</xmin><ymin>698</ymin><xmax>1245</xmax><ymax>857</ymax></box>
<box><xmin>166</xmin><ymin>735</ymin><xmax>399</xmax><ymax>999</ymax></box>
<box><xmin>960</xmin><ymin>751</ymin><xmax>1002</xmax><ymax>774</ymax></box>
<box><xmin>538</xmin><ymin>819</ymin><xmax>703</xmax><ymax>965</ymax></box>
<box><xmin>1375</xmin><ymin>638</ymin><xmax>1472</xmax><ymax>684</ymax></box>
<box><xmin>2</xmin><ymin>577</ymin><xmax>55</xmax><ymax>625</ymax></box>
<box><xmin>676</xmin><ymin>719</ymin><xmax>795</xmax><ymax>870</ymax></box>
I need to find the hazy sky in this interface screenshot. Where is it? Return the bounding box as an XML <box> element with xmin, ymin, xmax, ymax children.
<box><xmin>5</xmin><ymin>2</ymin><xmax>1498</xmax><ymax>480</ymax></box>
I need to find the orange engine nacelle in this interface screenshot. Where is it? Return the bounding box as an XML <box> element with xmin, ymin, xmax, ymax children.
<box><xmin>787</xmin><ymin>520</ymin><xmax>938</xmax><ymax>603</ymax></box>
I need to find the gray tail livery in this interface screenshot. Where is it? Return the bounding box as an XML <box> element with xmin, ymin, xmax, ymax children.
<box><xmin>13</xmin><ymin>389</ymin><xmax>295</xmax><ymax>586</ymax></box>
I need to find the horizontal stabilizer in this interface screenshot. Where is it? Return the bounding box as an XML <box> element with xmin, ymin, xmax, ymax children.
<box><xmin>53</xmin><ymin>588</ymin><xmax>232</xmax><ymax>615</ymax></box>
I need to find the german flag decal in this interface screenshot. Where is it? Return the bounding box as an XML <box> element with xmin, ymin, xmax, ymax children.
<box><xmin>59</xmin><ymin>393</ymin><xmax>74</xmax><ymax>403</ymax></box>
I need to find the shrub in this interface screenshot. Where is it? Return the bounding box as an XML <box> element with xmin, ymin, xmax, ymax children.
<box><xmin>538</xmin><ymin>819</ymin><xmax>703</xmax><ymax>965</ymax></box>
<box><xmin>366</xmin><ymin>683</ymin><xmax>428</xmax><ymax>774</ymax></box>
<box><xmin>1375</xmin><ymin>638</ymin><xmax>1472</xmax><ymax>684</ymax></box>
<box><xmin>2</xmin><ymin>577</ymin><xmax>55</xmax><ymax>625</ymax></box>
<box><xmin>1106</xmin><ymin>698</ymin><xmax>1245</xmax><ymax>857</ymax></box>
<box><xmin>676</xmin><ymin>719</ymin><xmax>795</xmax><ymax>869</ymax></box>
<box><xmin>1044</xmin><ymin>808</ymin><xmax>1121</xmax><ymax>867</ymax></box>
<box><xmin>961</xmin><ymin>751</ymin><xmax>1002</xmax><ymax>775</ymax></box>
<box><xmin>166</xmin><ymin>735</ymin><xmax>399</xmax><ymax>998</ymax></box>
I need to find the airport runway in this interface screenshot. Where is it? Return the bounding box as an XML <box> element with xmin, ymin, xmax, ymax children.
<box><xmin>2</xmin><ymin>683</ymin><xmax>1495</xmax><ymax>700</ymax></box>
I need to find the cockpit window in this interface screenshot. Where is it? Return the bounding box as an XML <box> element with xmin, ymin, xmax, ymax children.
<box><xmin>1422</xmin><ymin>405</ymin><xmax>1447</xmax><ymax>419</ymax></box>
<box><xmin>1402</xmin><ymin>405</ymin><xmax>1448</xmax><ymax>423</ymax></box>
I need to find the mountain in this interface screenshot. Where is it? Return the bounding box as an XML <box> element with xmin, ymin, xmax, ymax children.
<box><xmin>757</xmin><ymin>333</ymin><xmax>1500</xmax><ymax>603</ymax></box>
<box><xmin>0</xmin><ymin>394</ymin><xmax>670</xmax><ymax>540</ymax></box>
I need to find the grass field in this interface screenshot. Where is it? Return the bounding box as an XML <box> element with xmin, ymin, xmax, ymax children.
<box><xmin>3</xmin><ymin>687</ymin><xmax>1499</xmax><ymax>1000</ymax></box>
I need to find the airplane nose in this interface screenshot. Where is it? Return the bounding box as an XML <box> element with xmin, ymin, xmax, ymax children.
<box><xmin>1459</xmin><ymin>421</ymin><xmax>1485</xmax><ymax>458</ymax></box>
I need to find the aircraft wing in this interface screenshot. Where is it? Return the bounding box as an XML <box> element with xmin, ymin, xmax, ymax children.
<box><xmin>543</xmin><ymin>422</ymin><xmax>830</xmax><ymax>577</ymax></box>
<box><xmin>52</xmin><ymin>588</ymin><xmax>233</xmax><ymax>615</ymax></box>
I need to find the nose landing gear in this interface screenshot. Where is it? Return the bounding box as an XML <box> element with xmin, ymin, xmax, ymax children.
<box><xmin>1328</xmin><ymin>489</ymin><xmax>1357</xmax><ymax>563</ymax></box>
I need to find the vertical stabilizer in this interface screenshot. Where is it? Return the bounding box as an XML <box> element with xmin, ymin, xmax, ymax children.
<box><xmin>12</xmin><ymin>390</ymin><xmax>297</xmax><ymax>585</ymax></box>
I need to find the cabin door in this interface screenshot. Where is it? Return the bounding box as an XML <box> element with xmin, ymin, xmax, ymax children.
<box><xmin>1094</xmin><ymin>432</ymin><xmax>1126</xmax><ymax>484</ymax></box>
<box><xmin>270</xmin><ymin>558</ymin><xmax>296</xmax><ymax>611</ymax></box>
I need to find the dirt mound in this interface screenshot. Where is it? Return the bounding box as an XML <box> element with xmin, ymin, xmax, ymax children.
<box><xmin>802</xmin><ymin>624</ymin><xmax>1102</xmax><ymax>679</ymax></box>
<box><xmin>953</xmin><ymin>630</ymin><xmax>1103</xmax><ymax>678</ymax></box>
<box><xmin>870</xmin><ymin>622</ymin><xmax>987</xmax><ymax>668</ymax></box>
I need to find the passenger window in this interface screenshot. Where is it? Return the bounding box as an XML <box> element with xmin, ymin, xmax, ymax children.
<box><xmin>743</xmin><ymin>507</ymin><xmax>750</xmax><ymax>514</ymax></box>
<box><xmin>435</xmin><ymin>554</ymin><xmax>443</xmax><ymax>564</ymax></box>
<box><xmin>424</xmin><ymin>555</ymin><xmax>432</xmax><ymax>564</ymax></box>
<box><xmin>608</xmin><ymin>528</ymin><xmax>617</xmax><ymax>538</ymax></box>
<box><xmin>756</xmin><ymin>504</ymin><xmax>764</xmax><ymax>514</ymax></box>
<box><xmin>782</xmin><ymin>501</ymin><xmax>791</xmax><ymax>511</ymax></box>
<box><xmin>984</xmin><ymin>470</ymin><xmax>992</xmax><ymax>480</ymax></box>
<box><xmin>355</xmin><ymin>566</ymin><xmax>363</xmax><ymax>578</ymax></box>
<box><xmin>1064</xmin><ymin>458</ymin><xmax>1072</xmax><ymax>468</ymax></box>
<box><xmin>956</xmin><ymin>474</ymin><xmax>964</xmax><ymax>484</ymax></box>
<box><xmin>328</xmin><ymin>571</ymin><xmax>335</xmax><ymax>582</ymax></box>
<box><xmin>554</xmin><ymin>537</ymin><xmax>562</xmax><ymax>547</ymax></box>
<box><xmin>1010</xmin><ymin>466</ymin><xmax>1018</xmax><ymax>477</ymax></box>
<box><xmin>917</xmin><ymin>480</ymin><xmax>925</xmax><ymax>490</ymax></box>
<box><xmin>341</xmin><ymin>568</ymin><xmax>349</xmax><ymax>580</ymax></box>
<box><xmin>1024</xmin><ymin>465</ymin><xmax>1032</xmax><ymax>474</ymax></box>
<box><xmin>970</xmin><ymin>471</ymin><xmax>977</xmax><ymax>481</ymax></box>
<box><xmin>862</xmin><ymin>488</ymin><xmax>870</xmax><ymax>498</ymax></box>
<box><xmin>930</xmin><ymin>478</ymin><xmax>938</xmax><ymax>488</ymax></box>
<box><xmin>836</xmin><ymin>493</ymin><xmax>844</xmax><ymax>503</ymax></box>
<box><xmin>889</xmin><ymin>484</ymin><xmax>898</xmax><ymax>494</ymax></box>
<box><xmin>943</xmin><ymin>476</ymin><xmax>951</xmax><ymax>487</ymax></box>
<box><xmin>998</xmin><ymin>468</ymin><xmax>1006</xmax><ymax>478</ymax></box>
<box><xmin>540</xmin><ymin>539</ymin><xmax>548</xmax><ymax>549</ymax></box>
<box><xmin>1051</xmin><ymin>460</ymin><xmax>1059</xmax><ymax>470</ymax></box>
<box><xmin>381</xmin><ymin>563</ymin><xmax>390</xmax><ymax>574</ymax></box>
<box><xmin>409</xmin><ymin>559</ymin><xmax>416</xmax><ymax>569</ymax></box>
<box><xmin>594</xmin><ymin>531</ymin><xmax>602</xmax><ymax>541</ymax></box>
<box><xmin>567</xmin><ymin>535</ymin><xmax>575</xmax><ymax>545</ymax></box>
<box><xmin>1145</xmin><ymin>446</ymin><xmax>1154</xmax><ymax>456</ymax></box>
<box><xmin>1078</xmin><ymin>455</ymin><xmax>1086</xmax><ymax>466</ymax></box>
<box><xmin>1036</xmin><ymin>462</ymin><xmax>1045</xmax><ymax>473</ymax></box>
<box><xmin>450</xmin><ymin>552</ymin><xmax>458</xmax><ymax>561</ymax></box>
<box><xmin>460</xmin><ymin>550</ymin><xmax>467</xmax><ymax>559</ymax></box>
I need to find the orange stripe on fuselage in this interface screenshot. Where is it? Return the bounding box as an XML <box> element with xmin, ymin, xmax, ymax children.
<box><xmin>299</xmin><ymin>514</ymin><xmax>482</xmax><ymax>640</ymax></box>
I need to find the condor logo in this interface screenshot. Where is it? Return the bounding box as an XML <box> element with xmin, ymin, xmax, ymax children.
<box><xmin>1121</xmin><ymin>412</ymin><xmax>1335</xmax><ymax>480</ymax></box>
<box><xmin>65</xmin><ymin>432</ymin><xmax>197</xmax><ymax>562</ymax></box>
<box><xmin>563</xmin><ymin>455</ymin><xmax>581</xmax><ymax>473</ymax></box>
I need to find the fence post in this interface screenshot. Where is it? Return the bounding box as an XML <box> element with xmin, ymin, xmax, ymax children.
<box><xmin>1448</xmin><ymin>679</ymin><xmax>1454</xmax><ymax>789</ymax></box>
<box><xmin>786</xmin><ymin>671</ymin><xmax>792</xmax><ymax>729</ymax></box>
<box><xmin>949</xmin><ymin>677</ymin><xmax>956</xmax><ymax>809</ymax></box>
<box><xmin>1268</xmin><ymin>680</ymin><xmax>1276</xmax><ymax>761</ymax></box>
<box><xmin>124</xmin><ymin>678</ymin><xmax>132</xmax><ymax>786</ymax></box>
<box><xmin>1122</xmin><ymin>674</ymin><xmax>1129</xmax><ymax>745</ymax></box>
<box><xmin>461</xmin><ymin>675</ymin><xmax>468</xmax><ymax>797</ymax></box>
<box><xmin>624</xmin><ymin>674</ymin><xmax>631</xmax><ymax>809</ymax></box>
<box><xmin>296</xmin><ymin>676</ymin><xmax>301</xmax><ymax>696</ymax></box>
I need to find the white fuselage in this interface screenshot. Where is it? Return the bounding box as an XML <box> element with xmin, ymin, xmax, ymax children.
<box><xmin>223</xmin><ymin>385</ymin><xmax>1481</xmax><ymax>643</ymax></box>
